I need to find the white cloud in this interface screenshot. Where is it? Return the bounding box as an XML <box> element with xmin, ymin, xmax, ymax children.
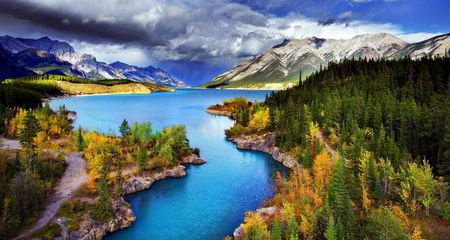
<box><xmin>397</xmin><ymin>32</ymin><xmax>445</xmax><ymax>43</ymax></box>
<box><xmin>8</xmin><ymin>0</ymin><xmax>444</xmax><ymax>66</ymax></box>
<box><xmin>70</xmin><ymin>41</ymin><xmax>154</xmax><ymax>66</ymax></box>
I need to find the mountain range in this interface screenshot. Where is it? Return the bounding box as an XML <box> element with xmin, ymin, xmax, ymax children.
<box><xmin>203</xmin><ymin>33</ymin><xmax>450</xmax><ymax>89</ymax></box>
<box><xmin>0</xmin><ymin>36</ymin><xmax>187</xmax><ymax>88</ymax></box>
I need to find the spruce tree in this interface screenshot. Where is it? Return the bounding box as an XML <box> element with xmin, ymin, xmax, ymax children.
<box><xmin>119</xmin><ymin>119</ymin><xmax>131</xmax><ymax>144</ymax></box>
<box><xmin>288</xmin><ymin>216</ymin><xmax>298</xmax><ymax>240</ymax></box>
<box><xmin>324</xmin><ymin>215</ymin><xmax>337</xmax><ymax>240</ymax></box>
<box><xmin>19</xmin><ymin>111</ymin><xmax>40</xmax><ymax>149</ymax></box>
<box><xmin>270</xmin><ymin>219</ymin><xmax>283</xmax><ymax>240</ymax></box>
<box><xmin>91</xmin><ymin>155</ymin><xmax>114</xmax><ymax>222</ymax></box>
<box><xmin>76</xmin><ymin>126</ymin><xmax>84</xmax><ymax>151</ymax></box>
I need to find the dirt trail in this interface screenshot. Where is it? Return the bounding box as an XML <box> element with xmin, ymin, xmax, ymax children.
<box><xmin>0</xmin><ymin>138</ymin><xmax>21</xmax><ymax>150</ymax></box>
<box><xmin>13</xmin><ymin>151</ymin><xmax>89</xmax><ymax>240</ymax></box>
<box><xmin>318</xmin><ymin>129</ymin><xmax>338</xmax><ymax>160</ymax></box>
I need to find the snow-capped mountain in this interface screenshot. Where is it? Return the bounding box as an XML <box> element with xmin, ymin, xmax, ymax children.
<box><xmin>0</xmin><ymin>36</ymin><xmax>187</xmax><ymax>87</ymax></box>
<box><xmin>394</xmin><ymin>33</ymin><xmax>450</xmax><ymax>59</ymax></box>
<box><xmin>110</xmin><ymin>61</ymin><xmax>187</xmax><ymax>88</ymax></box>
<box><xmin>207</xmin><ymin>33</ymin><xmax>408</xmax><ymax>87</ymax></box>
<box><xmin>206</xmin><ymin>33</ymin><xmax>450</xmax><ymax>89</ymax></box>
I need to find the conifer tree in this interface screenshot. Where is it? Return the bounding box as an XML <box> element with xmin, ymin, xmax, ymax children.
<box><xmin>76</xmin><ymin>126</ymin><xmax>84</xmax><ymax>151</ymax></box>
<box><xmin>270</xmin><ymin>219</ymin><xmax>283</xmax><ymax>240</ymax></box>
<box><xmin>19</xmin><ymin>110</ymin><xmax>39</xmax><ymax>149</ymax></box>
<box><xmin>324</xmin><ymin>215</ymin><xmax>337</xmax><ymax>240</ymax></box>
<box><xmin>91</xmin><ymin>154</ymin><xmax>114</xmax><ymax>222</ymax></box>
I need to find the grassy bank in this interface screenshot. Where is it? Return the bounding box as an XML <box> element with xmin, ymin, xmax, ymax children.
<box><xmin>1</xmin><ymin>74</ymin><xmax>174</xmax><ymax>99</ymax></box>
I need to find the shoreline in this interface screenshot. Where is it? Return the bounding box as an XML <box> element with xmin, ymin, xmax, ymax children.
<box><xmin>205</xmin><ymin>104</ymin><xmax>299</xmax><ymax>239</ymax></box>
<box><xmin>205</xmin><ymin>108</ymin><xmax>233</xmax><ymax>117</ymax></box>
<box><xmin>194</xmin><ymin>86</ymin><xmax>280</xmax><ymax>91</ymax></box>
<box><xmin>226</xmin><ymin>133</ymin><xmax>299</xmax><ymax>239</ymax></box>
<box><xmin>67</xmin><ymin>154</ymin><xmax>205</xmax><ymax>239</ymax></box>
<box><xmin>44</xmin><ymin>88</ymin><xmax>176</xmax><ymax>102</ymax></box>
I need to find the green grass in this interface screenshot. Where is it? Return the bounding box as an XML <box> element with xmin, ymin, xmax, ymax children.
<box><xmin>29</xmin><ymin>223</ymin><xmax>61</xmax><ymax>240</ymax></box>
<box><xmin>56</xmin><ymin>200</ymin><xmax>89</xmax><ymax>231</ymax></box>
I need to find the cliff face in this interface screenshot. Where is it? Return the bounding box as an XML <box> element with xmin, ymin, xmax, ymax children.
<box><xmin>228</xmin><ymin>132</ymin><xmax>299</xmax><ymax>170</ymax></box>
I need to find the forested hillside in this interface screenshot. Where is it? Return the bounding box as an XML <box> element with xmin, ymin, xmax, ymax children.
<box><xmin>222</xmin><ymin>57</ymin><xmax>450</xmax><ymax>240</ymax></box>
<box><xmin>266</xmin><ymin>57</ymin><xmax>450</xmax><ymax>178</ymax></box>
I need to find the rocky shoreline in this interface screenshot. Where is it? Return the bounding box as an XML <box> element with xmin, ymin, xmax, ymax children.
<box><xmin>67</xmin><ymin>154</ymin><xmax>205</xmax><ymax>240</ymax></box>
<box><xmin>227</xmin><ymin>133</ymin><xmax>299</xmax><ymax>239</ymax></box>
<box><xmin>205</xmin><ymin>108</ymin><xmax>232</xmax><ymax>117</ymax></box>
<box><xmin>227</xmin><ymin>132</ymin><xmax>299</xmax><ymax>170</ymax></box>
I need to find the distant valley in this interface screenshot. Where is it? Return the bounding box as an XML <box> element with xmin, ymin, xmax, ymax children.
<box><xmin>0</xmin><ymin>36</ymin><xmax>187</xmax><ymax>88</ymax></box>
<box><xmin>202</xmin><ymin>33</ymin><xmax>450</xmax><ymax>89</ymax></box>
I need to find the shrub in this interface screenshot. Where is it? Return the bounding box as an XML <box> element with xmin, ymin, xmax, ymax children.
<box><xmin>441</xmin><ymin>202</ymin><xmax>450</xmax><ymax>220</ymax></box>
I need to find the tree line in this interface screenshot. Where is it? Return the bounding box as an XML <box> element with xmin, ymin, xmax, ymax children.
<box><xmin>225</xmin><ymin>57</ymin><xmax>450</xmax><ymax>240</ymax></box>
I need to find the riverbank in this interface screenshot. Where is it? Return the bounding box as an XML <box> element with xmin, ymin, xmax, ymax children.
<box><xmin>67</xmin><ymin>154</ymin><xmax>205</xmax><ymax>240</ymax></box>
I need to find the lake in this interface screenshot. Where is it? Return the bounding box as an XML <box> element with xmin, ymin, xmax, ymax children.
<box><xmin>50</xmin><ymin>89</ymin><xmax>288</xmax><ymax>240</ymax></box>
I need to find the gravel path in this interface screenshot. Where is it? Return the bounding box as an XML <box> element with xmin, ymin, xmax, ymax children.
<box><xmin>0</xmin><ymin>138</ymin><xmax>21</xmax><ymax>150</ymax></box>
<box><xmin>14</xmin><ymin>152</ymin><xmax>89</xmax><ymax>240</ymax></box>
<box><xmin>318</xmin><ymin>129</ymin><xmax>338</xmax><ymax>160</ymax></box>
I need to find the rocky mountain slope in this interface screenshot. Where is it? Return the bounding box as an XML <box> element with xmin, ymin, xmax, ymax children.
<box><xmin>0</xmin><ymin>36</ymin><xmax>187</xmax><ymax>87</ymax></box>
<box><xmin>394</xmin><ymin>33</ymin><xmax>450</xmax><ymax>59</ymax></box>
<box><xmin>110</xmin><ymin>61</ymin><xmax>186</xmax><ymax>88</ymax></box>
<box><xmin>204</xmin><ymin>33</ymin><xmax>450</xmax><ymax>89</ymax></box>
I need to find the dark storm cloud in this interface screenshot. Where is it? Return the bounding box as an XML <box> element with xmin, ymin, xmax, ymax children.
<box><xmin>0</xmin><ymin>1</ymin><xmax>185</xmax><ymax>46</ymax></box>
<box><xmin>318</xmin><ymin>18</ymin><xmax>336</xmax><ymax>26</ymax></box>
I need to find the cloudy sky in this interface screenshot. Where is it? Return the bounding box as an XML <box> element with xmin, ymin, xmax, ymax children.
<box><xmin>0</xmin><ymin>0</ymin><xmax>448</xmax><ymax>85</ymax></box>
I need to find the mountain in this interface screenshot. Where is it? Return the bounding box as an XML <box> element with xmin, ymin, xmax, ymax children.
<box><xmin>0</xmin><ymin>36</ymin><xmax>187</xmax><ymax>87</ymax></box>
<box><xmin>204</xmin><ymin>33</ymin><xmax>450</xmax><ymax>89</ymax></box>
<box><xmin>110</xmin><ymin>61</ymin><xmax>187</xmax><ymax>88</ymax></box>
<box><xmin>0</xmin><ymin>46</ymin><xmax>35</xmax><ymax>79</ymax></box>
<box><xmin>394</xmin><ymin>33</ymin><xmax>450</xmax><ymax>59</ymax></box>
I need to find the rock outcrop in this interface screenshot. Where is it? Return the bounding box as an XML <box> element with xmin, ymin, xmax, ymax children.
<box><xmin>228</xmin><ymin>132</ymin><xmax>299</xmax><ymax>170</ymax></box>
<box><xmin>181</xmin><ymin>153</ymin><xmax>206</xmax><ymax>165</ymax></box>
<box><xmin>69</xmin><ymin>198</ymin><xmax>136</xmax><ymax>240</ymax></box>
<box><xmin>205</xmin><ymin>108</ymin><xmax>232</xmax><ymax>117</ymax></box>
<box><xmin>65</xmin><ymin>111</ymin><xmax>77</xmax><ymax>123</ymax></box>
<box><xmin>233</xmin><ymin>207</ymin><xmax>277</xmax><ymax>239</ymax></box>
<box><xmin>122</xmin><ymin>165</ymin><xmax>187</xmax><ymax>195</ymax></box>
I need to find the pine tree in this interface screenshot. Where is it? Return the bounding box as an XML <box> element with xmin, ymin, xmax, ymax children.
<box><xmin>270</xmin><ymin>219</ymin><xmax>283</xmax><ymax>240</ymax></box>
<box><xmin>329</xmin><ymin>157</ymin><xmax>357</xmax><ymax>240</ymax></box>
<box><xmin>18</xmin><ymin>111</ymin><xmax>40</xmax><ymax>149</ymax></box>
<box><xmin>288</xmin><ymin>216</ymin><xmax>298</xmax><ymax>240</ymax></box>
<box><xmin>119</xmin><ymin>119</ymin><xmax>131</xmax><ymax>144</ymax></box>
<box><xmin>91</xmin><ymin>155</ymin><xmax>114</xmax><ymax>222</ymax></box>
<box><xmin>76</xmin><ymin>126</ymin><xmax>84</xmax><ymax>151</ymax></box>
<box><xmin>324</xmin><ymin>215</ymin><xmax>337</xmax><ymax>240</ymax></box>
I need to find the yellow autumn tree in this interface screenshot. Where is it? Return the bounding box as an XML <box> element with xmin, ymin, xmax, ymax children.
<box><xmin>241</xmin><ymin>211</ymin><xmax>270</xmax><ymax>240</ymax></box>
<box><xmin>248</xmin><ymin>108</ymin><xmax>270</xmax><ymax>132</ymax></box>
<box><xmin>313</xmin><ymin>150</ymin><xmax>333</xmax><ymax>193</ymax></box>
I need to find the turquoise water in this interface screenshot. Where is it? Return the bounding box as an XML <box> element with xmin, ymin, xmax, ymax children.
<box><xmin>50</xmin><ymin>89</ymin><xmax>287</xmax><ymax>240</ymax></box>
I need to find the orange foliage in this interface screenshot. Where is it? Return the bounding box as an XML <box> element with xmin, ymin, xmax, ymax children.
<box><xmin>313</xmin><ymin>150</ymin><xmax>333</xmax><ymax>193</ymax></box>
